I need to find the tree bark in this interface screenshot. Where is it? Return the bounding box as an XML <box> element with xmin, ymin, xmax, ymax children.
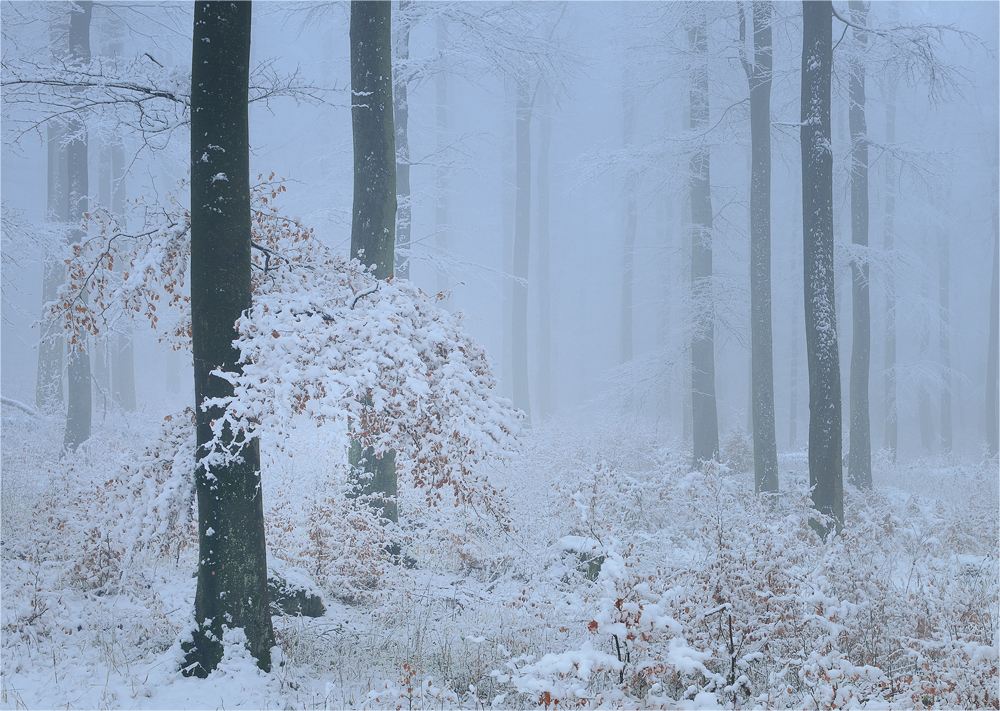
<box><xmin>183</xmin><ymin>0</ymin><xmax>274</xmax><ymax>676</ymax></box>
<box><xmin>882</xmin><ymin>79</ymin><xmax>898</xmax><ymax>460</ymax></box>
<box><xmin>688</xmin><ymin>12</ymin><xmax>719</xmax><ymax>466</ymax></box>
<box><xmin>801</xmin><ymin>0</ymin><xmax>843</xmax><ymax>535</ymax></box>
<box><xmin>63</xmin><ymin>0</ymin><xmax>93</xmax><ymax>454</ymax></box>
<box><xmin>351</xmin><ymin>1</ymin><xmax>397</xmax><ymax>279</ymax></box>
<box><xmin>847</xmin><ymin>0</ymin><xmax>872</xmax><ymax>488</ymax></box>
<box><xmin>536</xmin><ymin>84</ymin><xmax>553</xmax><ymax>420</ymax></box>
<box><xmin>512</xmin><ymin>81</ymin><xmax>532</xmax><ymax>426</ymax></box>
<box><xmin>350</xmin><ymin>0</ymin><xmax>398</xmax><ymax>523</ymax></box>
<box><xmin>790</xmin><ymin>253</ymin><xmax>800</xmax><ymax>449</ymax></box>
<box><xmin>742</xmin><ymin>1</ymin><xmax>778</xmax><ymax>493</ymax></box>
<box><xmin>621</xmin><ymin>70</ymin><xmax>637</xmax><ymax>366</ymax></box>
<box><xmin>393</xmin><ymin>0</ymin><xmax>412</xmax><ymax>280</ymax></box>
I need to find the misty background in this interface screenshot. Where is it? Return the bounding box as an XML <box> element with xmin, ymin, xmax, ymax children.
<box><xmin>2</xmin><ymin>0</ymin><xmax>997</xmax><ymax>460</ymax></box>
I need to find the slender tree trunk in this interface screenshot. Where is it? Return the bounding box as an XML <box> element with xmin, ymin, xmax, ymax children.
<box><xmin>536</xmin><ymin>84</ymin><xmax>553</xmax><ymax>420</ymax></box>
<box><xmin>93</xmin><ymin>147</ymin><xmax>112</xmax><ymax>411</ymax></box>
<box><xmin>621</xmin><ymin>71</ymin><xmax>637</xmax><ymax>365</ymax></box>
<box><xmin>63</xmin><ymin>0</ymin><xmax>93</xmax><ymax>454</ymax></box>
<box><xmin>110</xmin><ymin>139</ymin><xmax>136</xmax><ymax>411</ymax></box>
<box><xmin>512</xmin><ymin>81</ymin><xmax>532</xmax><ymax>426</ymax></box>
<box><xmin>183</xmin><ymin>0</ymin><xmax>274</xmax><ymax>676</ymax></box>
<box><xmin>801</xmin><ymin>0</ymin><xmax>843</xmax><ymax>535</ymax></box>
<box><xmin>393</xmin><ymin>0</ymin><xmax>412</xmax><ymax>280</ymax></box>
<box><xmin>37</xmin><ymin>119</ymin><xmax>67</xmax><ymax>412</ymax></box>
<box><xmin>938</xmin><ymin>219</ymin><xmax>952</xmax><ymax>453</ymax></box>
<box><xmin>501</xmin><ymin>88</ymin><xmax>514</xmax><ymax>400</ymax></box>
<box><xmin>349</xmin><ymin>0</ymin><xmax>398</xmax><ymax>524</ymax></box>
<box><xmin>742</xmin><ymin>1</ymin><xmax>778</xmax><ymax>493</ymax></box>
<box><xmin>847</xmin><ymin>0</ymin><xmax>872</xmax><ymax>488</ymax></box>
<box><xmin>434</xmin><ymin>16</ymin><xmax>449</xmax><ymax>302</ymax></box>
<box><xmin>688</xmin><ymin>12</ymin><xmax>719</xmax><ymax>466</ymax></box>
<box><xmin>656</xmin><ymin>195</ymin><xmax>672</xmax><ymax>430</ymax></box>
<box><xmin>918</xmin><ymin>231</ymin><xmax>934</xmax><ymax>452</ymax></box>
<box><xmin>882</xmin><ymin>80</ymin><xmax>898</xmax><ymax>460</ymax></box>
<box><xmin>987</xmin><ymin>163</ymin><xmax>999</xmax><ymax>456</ymax></box>
<box><xmin>790</xmin><ymin>252</ymin><xmax>800</xmax><ymax>449</ymax></box>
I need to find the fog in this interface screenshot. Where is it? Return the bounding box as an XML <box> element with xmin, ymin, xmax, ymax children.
<box><xmin>1</xmin><ymin>2</ymin><xmax>998</xmax><ymax>706</ymax></box>
<box><xmin>3</xmin><ymin>1</ymin><xmax>997</xmax><ymax>459</ymax></box>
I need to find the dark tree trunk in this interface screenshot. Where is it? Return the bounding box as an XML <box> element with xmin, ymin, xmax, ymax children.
<box><xmin>882</xmin><ymin>79</ymin><xmax>898</xmax><ymax>460</ymax></box>
<box><xmin>621</xmin><ymin>72</ymin><xmax>637</xmax><ymax>365</ymax></box>
<box><xmin>63</xmin><ymin>0</ymin><xmax>93</xmax><ymax>454</ymax></box>
<box><xmin>351</xmin><ymin>1</ymin><xmax>397</xmax><ymax>279</ymax></box>
<box><xmin>742</xmin><ymin>1</ymin><xmax>778</xmax><ymax>493</ymax></box>
<box><xmin>350</xmin><ymin>0</ymin><xmax>398</xmax><ymax>523</ymax></box>
<box><xmin>183</xmin><ymin>1</ymin><xmax>274</xmax><ymax>676</ymax></box>
<box><xmin>918</xmin><ymin>232</ymin><xmax>934</xmax><ymax>452</ymax></box>
<box><xmin>688</xmin><ymin>12</ymin><xmax>719</xmax><ymax>466</ymax></box>
<box><xmin>988</xmin><ymin>169</ymin><xmax>999</xmax><ymax>456</ymax></box>
<box><xmin>434</xmin><ymin>16</ymin><xmax>449</xmax><ymax>303</ymax></box>
<box><xmin>536</xmin><ymin>85</ymin><xmax>553</xmax><ymax>420</ymax></box>
<box><xmin>801</xmin><ymin>0</ymin><xmax>843</xmax><ymax>535</ymax></box>
<box><xmin>847</xmin><ymin>0</ymin><xmax>872</xmax><ymax>488</ymax></box>
<box><xmin>393</xmin><ymin>0</ymin><xmax>412</xmax><ymax>280</ymax></box>
<box><xmin>938</xmin><ymin>220</ymin><xmax>952</xmax><ymax>453</ymax></box>
<box><xmin>512</xmin><ymin>82</ymin><xmax>532</xmax><ymax>426</ymax></box>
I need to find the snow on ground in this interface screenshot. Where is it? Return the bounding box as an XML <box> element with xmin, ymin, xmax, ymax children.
<box><xmin>2</xmin><ymin>404</ymin><xmax>997</xmax><ymax>709</ymax></box>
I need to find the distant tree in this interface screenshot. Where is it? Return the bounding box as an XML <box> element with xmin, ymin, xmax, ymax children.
<box><xmin>63</xmin><ymin>0</ymin><xmax>93</xmax><ymax>454</ymax></box>
<box><xmin>937</xmin><ymin>201</ymin><xmax>952</xmax><ymax>454</ymax></box>
<box><xmin>393</xmin><ymin>0</ymin><xmax>412</xmax><ymax>279</ymax></box>
<box><xmin>738</xmin><ymin>0</ymin><xmax>778</xmax><ymax>494</ymax></box>
<box><xmin>801</xmin><ymin>0</ymin><xmax>843</xmax><ymax>535</ymax></box>
<box><xmin>349</xmin><ymin>0</ymin><xmax>398</xmax><ymax>524</ymax></box>
<box><xmin>988</xmin><ymin>158</ymin><xmax>999</xmax><ymax>457</ymax></box>
<box><xmin>36</xmin><ymin>16</ymin><xmax>68</xmax><ymax>414</ymax></box>
<box><xmin>688</xmin><ymin>5</ymin><xmax>719</xmax><ymax>466</ymax></box>
<box><xmin>512</xmin><ymin>78</ymin><xmax>532</xmax><ymax>426</ymax></box>
<box><xmin>536</xmin><ymin>82</ymin><xmax>554</xmax><ymax>419</ymax></box>
<box><xmin>620</xmin><ymin>68</ymin><xmax>637</xmax><ymax>366</ymax></box>
<box><xmin>181</xmin><ymin>0</ymin><xmax>274</xmax><ymax>676</ymax></box>
<box><xmin>846</xmin><ymin>0</ymin><xmax>872</xmax><ymax>488</ymax></box>
<box><xmin>881</xmin><ymin>77</ymin><xmax>898</xmax><ymax>460</ymax></box>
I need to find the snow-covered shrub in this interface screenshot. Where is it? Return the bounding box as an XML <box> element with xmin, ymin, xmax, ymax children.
<box><xmin>12</xmin><ymin>410</ymin><xmax>196</xmax><ymax>592</ymax></box>
<box><xmin>720</xmin><ymin>424</ymin><xmax>754</xmax><ymax>474</ymax></box>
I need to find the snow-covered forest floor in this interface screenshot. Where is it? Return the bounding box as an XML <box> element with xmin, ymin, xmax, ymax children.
<box><xmin>1</xmin><ymin>402</ymin><xmax>997</xmax><ymax>710</ymax></box>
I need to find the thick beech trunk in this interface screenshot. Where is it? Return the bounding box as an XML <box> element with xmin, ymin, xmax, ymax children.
<box><xmin>847</xmin><ymin>0</ymin><xmax>872</xmax><ymax>488</ymax></box>
<box><xmin>63</xmin><ymin>0</ymin><xmax>93</xmax><ymax>454</ymax></box>
<box><xmin>743</xmin><ymin>1</ymin><xmax>778</xmax><ymax>493</ymax></box>
<box><xmin>37</xmin><ymin>123</ymin><xmax>67</xmax><ymax>412</ymax></box>
<box><xmin>349</xmin><ymin>0</ymin><xmax>398</xmax><ymax>523</ymax></box>
<box><xmin>183</xmin><ymin>0</ymin><xmax>274</xmax><ymax>676</ymax></box>
<box><xmin>801</xmin><ymin>0</ymin><xmax>843</xmax><ymax>535</ymax></box>
<box><xmin>688</xmin><ymin>13</ymin><xmax>719</xmax><ymax>466</ymax></box>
